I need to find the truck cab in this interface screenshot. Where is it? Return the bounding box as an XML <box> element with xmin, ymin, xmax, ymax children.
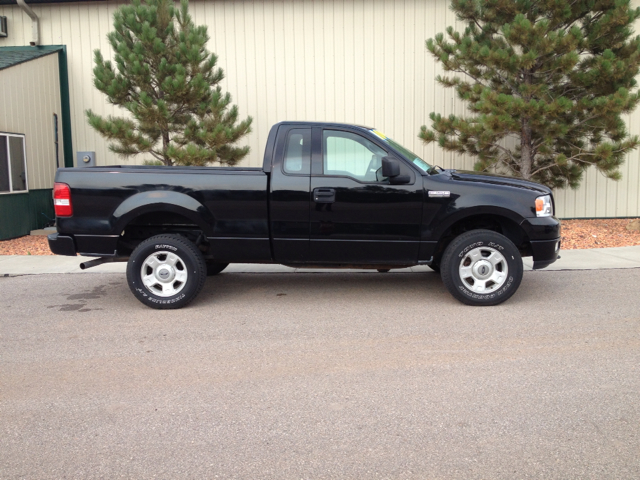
<box><xmin>266</xmin><ymin>122</ymin><xmax>559</xmax><ymax>270</ymax></box>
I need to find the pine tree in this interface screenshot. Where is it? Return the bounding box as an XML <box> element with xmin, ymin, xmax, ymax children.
<box><xmin>86</xmin><ymin>0</ymin><xmax>252</xmax><ymax>166</ymax></box>
<box><xmin>420</xmin><ymin>0</ymin><xmax>640</xmax><ymax>189</ymax></box>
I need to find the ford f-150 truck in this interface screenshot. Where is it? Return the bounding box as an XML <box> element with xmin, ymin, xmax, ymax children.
<box><xmin>48</xmin><ymin>121</ymin><xmax>561</xmax><ymax>308</ymax></box>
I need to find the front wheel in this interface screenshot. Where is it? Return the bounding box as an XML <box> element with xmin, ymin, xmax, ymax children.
<box><xmin>440</xmin><ymin>230</ymin><xmax>523</xmax><ymax>306</ymax></box>
<box><xmin>126</xmin><ymin>234</ymin><xmax>207</xmax><ymax>309</ymax></box>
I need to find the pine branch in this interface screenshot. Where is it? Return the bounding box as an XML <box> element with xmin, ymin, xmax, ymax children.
<box><xmin>87</xmin><ymin>0</ymin><xmax>252</xmax><ymax>167</ymax></box>
<box><xmin>421</xmin><ymin>0</ymin><xmax>640</xmax><ymax>189</ymax></box>
<box><xmin>489</xmin><ymin>143</ymin><xmax>518</xmax><ymax>166</ymax></box>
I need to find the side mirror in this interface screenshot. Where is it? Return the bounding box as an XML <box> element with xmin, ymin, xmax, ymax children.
<box><xmin>381</xmin><ymin>157</ymin><xmax>400</xmax><ymax>177</ymax></box>
<box><xmin>390</xmin><ymin>174</ymin><xmax>411</xmax><ymax>185</ymax></box>
<box><xmin>381</xmin><ymin>157</ymin><xmax>410</xmax><ymax>185</ymax></box>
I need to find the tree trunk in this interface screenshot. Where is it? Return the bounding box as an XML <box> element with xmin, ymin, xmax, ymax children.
<box><xmin>162</xmin><ymin>132</ymin><xmax>171</xmax><ymax>166</ymax></box>
<box><xmin>521</xmin><ymin>116</ymin><xmax>532</xmax><ymax>180</ymax></box>
<box><xmin>520</xmin><ymin>70</ymin><xmax>533</xmax><ymax>180</ymax></box>
<box><xmin>158</xmin><ymin>85</ymin><xmax>172</xmax><ymax>167</ymax></box>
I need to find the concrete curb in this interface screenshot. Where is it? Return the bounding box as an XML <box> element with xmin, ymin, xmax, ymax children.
<box><xmin>1</xmin><ymin>245</ymin><xmax>639</xmax><ymax>275</ymax></box>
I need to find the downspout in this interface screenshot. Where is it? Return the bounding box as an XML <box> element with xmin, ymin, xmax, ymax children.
<box><xmin>16</xmin><ymin>0</ymin><xmax>39</xmax><ymax>46</ymax></box>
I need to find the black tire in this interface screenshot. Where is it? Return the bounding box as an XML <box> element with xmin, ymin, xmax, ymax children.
<box><xmin>377</xmin><ymin>269</ymin><xmax>390</xmax><ymax>273</ymax></box>
<box><xmin>126</xmin><ymin>234</ymin><xmax>207</xmax><ymax>309</ymax></box>
<box><xmin>206</xmin><ymin>262</ymin><xmax>229</xmax><ymax>276</ymax></box>
<box><xmin>440</xmin><ymin>230</ymin><xmax>523</xmax><ymax>306</ymax></box>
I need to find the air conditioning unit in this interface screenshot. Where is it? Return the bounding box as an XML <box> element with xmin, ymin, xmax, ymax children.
<box><xmin>0</xmin><ymin>16</ymin><xmax>7</xmax><ymax>38</ymax></box>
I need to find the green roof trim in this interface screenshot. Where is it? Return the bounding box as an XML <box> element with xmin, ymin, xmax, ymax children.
<box><xmin>0</xmin><ymin>45</ymin><xmax>73</xmax><ymax>167</ymax></box>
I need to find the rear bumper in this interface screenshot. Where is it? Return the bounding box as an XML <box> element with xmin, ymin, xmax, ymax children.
<box><xmin>48</xmin><ymin>232</ymin><xmax>119</xmax><ymax>256</ymax></box>
<box><xmin>47</xmin><ymin>233</ymin><xmax>77</xmax><ymax>256</ymax></box>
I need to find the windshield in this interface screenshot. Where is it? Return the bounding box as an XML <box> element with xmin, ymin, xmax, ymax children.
<box><xmin>370</xmin><ymin>129</ymin><xmax>432</xmax><ymax>172</ymax></box>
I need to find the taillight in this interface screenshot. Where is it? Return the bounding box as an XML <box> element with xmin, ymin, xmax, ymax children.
<box><xmin>53</xmin><ymin>182</ymin><xmax>73</xmax><ymax>217</ymax></box>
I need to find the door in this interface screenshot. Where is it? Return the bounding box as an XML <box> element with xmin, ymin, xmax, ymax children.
<box><xmin>309</xmin><ymin>129</ymin><xmax>423</xmax><ymax>264</ymax></box>
<box><xmin>269</xmin><ymin>126</ymin><xmax>312</xmax><ymax>262</ymax></box>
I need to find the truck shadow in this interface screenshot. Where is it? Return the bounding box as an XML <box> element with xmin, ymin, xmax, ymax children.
<box><xmin>198</xmin><ymin>271</ymin><xmax>451</xmax><ymax>307</ymax></box>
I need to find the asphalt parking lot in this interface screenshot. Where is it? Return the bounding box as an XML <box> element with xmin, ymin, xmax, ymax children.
<box><xmin>1</xmin><ymin>269</ymin><xmax>639</xmax><ymax>479</ymax></box>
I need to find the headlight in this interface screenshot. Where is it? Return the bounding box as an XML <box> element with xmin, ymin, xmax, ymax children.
<box><xmin>535</xmin><ymin>195</ymin><xmax>553</xmax><ymax>217</ymax></box>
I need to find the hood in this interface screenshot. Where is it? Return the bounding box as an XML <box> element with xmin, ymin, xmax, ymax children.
<box><xmin>449</xmin><ymin>170</ymin><xmax>551</xmax><ymax>195</ymax></box>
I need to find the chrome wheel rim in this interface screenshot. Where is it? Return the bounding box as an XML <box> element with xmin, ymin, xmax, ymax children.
<box><xmin>459</xmin><ymin>246</ymin><xmax>508</xmax><ymax>294</ymax></box>
<box><xmin>140</xmin><ymin>251</ymin><xmax>188</xmax><ymax>297</ymax></box>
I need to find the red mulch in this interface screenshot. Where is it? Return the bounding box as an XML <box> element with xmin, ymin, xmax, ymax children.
<box><xmin>560</xmin><ymin>218</ymin><xmax>640</xmax><ymax>250</ymax></box>
<box><xmin>0</xmin><ymin>235</ymin><xmax>56</xmax><ymax>256</ymax></box>
<box><xmin>1</xmin><ymin>219</ymin><xmax>639</xmax><ymax>255</ymax></box>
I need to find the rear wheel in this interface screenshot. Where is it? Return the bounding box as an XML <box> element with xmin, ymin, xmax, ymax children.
<box><xmin>126</xmin><ymin>234</ymin><xmax>207</xmax><ymax>309</ymax></box>
<box><xmin>441</xmin><ymin>230</ymin><xmax>523</xmax><ymax>306</ymax></box>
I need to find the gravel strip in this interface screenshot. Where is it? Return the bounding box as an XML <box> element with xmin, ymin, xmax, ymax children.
<box><xmin>0</xmin><ymin>235</ymin><xmax>55</xmax><ymax>256</ymax></box>
<box><xmin>561</xmin><ymin>218</ymin><xmax>640</xmax><ymax>249</ymax></box>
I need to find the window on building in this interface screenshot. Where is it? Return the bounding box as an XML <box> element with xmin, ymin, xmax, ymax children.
<box><xmin>0</xmin><ymin>133</ymin><xmax>27</xmax><ymax>193</ymax></box>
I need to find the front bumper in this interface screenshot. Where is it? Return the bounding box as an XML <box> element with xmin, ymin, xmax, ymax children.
<box><xmin>530</xmin><ymin>238</ymin><xmax>561</xmax><ymax>269</ymax></box>
<box><xmin>520</xmin><ymin>216</ymin><xmax>561</xmax><ymax>269</ymax></box>
<box><xmin>47</xmin><ymin>233</ymin><xmax>77</xmax><ymax>256</ymax></box>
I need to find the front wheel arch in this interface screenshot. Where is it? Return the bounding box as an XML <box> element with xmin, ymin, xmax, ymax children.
<box><xmin>431</xmin><ymin>213</ymin><xmax>531</xmax><ymax>266</ymax></box>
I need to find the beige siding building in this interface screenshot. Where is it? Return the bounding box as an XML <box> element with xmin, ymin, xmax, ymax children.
<box><xmin>0</xmin><ymin>47</ymin><xmax>68</xmax><ymax>238</ymax></box>
<box><xmin>1</xmin><ymin>50</ymin><xmax>64</xmax><ymax>189</ymax></box>
<box><xmin>1</xmin><ymin>0</ymin><xmax>639</xmax><ymax>219</ymax></box>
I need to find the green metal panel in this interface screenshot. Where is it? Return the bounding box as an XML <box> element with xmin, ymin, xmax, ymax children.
<box><xmin>57</xmin><ymin>47</ymin><xmax>74</xmax><ymax>168</ymax></box>
<box><xmin>0</xmin><ymin>188</ymin><xmax>54</xmax><ymax>240</ymax></box>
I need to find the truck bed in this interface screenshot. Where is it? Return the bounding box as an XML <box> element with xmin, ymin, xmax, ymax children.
<box><xmin>54</xmin><ymin>165</ymin><xmax>271</xmax><ymax>261</ymax></box>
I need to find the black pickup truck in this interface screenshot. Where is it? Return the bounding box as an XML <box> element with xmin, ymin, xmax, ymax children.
<box><xmin>48</xmin><ymin>121</ymin><xmax>560</xmax><ymax>308</ymax></box>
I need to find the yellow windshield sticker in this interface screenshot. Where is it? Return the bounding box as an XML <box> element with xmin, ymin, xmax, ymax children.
<box><xmin>371</xmin><ymin>129</ymin><xmax>388</xmax><ymax>140</ymax></box>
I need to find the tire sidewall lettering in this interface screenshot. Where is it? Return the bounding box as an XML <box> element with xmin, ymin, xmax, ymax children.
<box><xmin>488</xmin><ymin>242</ymin><xmax>504</xmax><ymax>251</ymax></box>
<box><xmin>155</xmin><ymin>244</ymin><xmax>178</xmax><ymax>251</ymax></box>
<box><xmin>147</xmin><ymin>293</ymin><xmax>186</xmax><ymax>304</ymax></box>
<box><xmin>458</xmin><ymin>275</ymin><xmax>514</xmax><ymax>300</ymax></box>
<box><xmin>458</xmin><ymin>241</ymin><xmax>483</xmax><ymax>258</ymax></box>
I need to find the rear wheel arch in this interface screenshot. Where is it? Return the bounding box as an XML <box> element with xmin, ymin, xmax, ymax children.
<box><xmin>116</xmin><ymin>208</ymin><xmax>213</xmax><ymax>257</ymax></box>
<box><xmin>111</xmin><ymin>191</ymin><xmax>215</xmax><ymax>236</ymax></box>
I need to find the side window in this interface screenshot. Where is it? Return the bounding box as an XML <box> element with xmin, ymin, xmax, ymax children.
<box><xmin>0</xmin><ymin>133</ymin><xmax>27</xmax><ymax>193</ymax></box>
<box><xmin>323</xmin><ymin>130</ymin><xmax>387</xmax><ymax>182</ymax></box>
<box><xmin>283</xmin><ymin>129</ymin><xmax>311</xmax><ymax>175</ymax></box>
